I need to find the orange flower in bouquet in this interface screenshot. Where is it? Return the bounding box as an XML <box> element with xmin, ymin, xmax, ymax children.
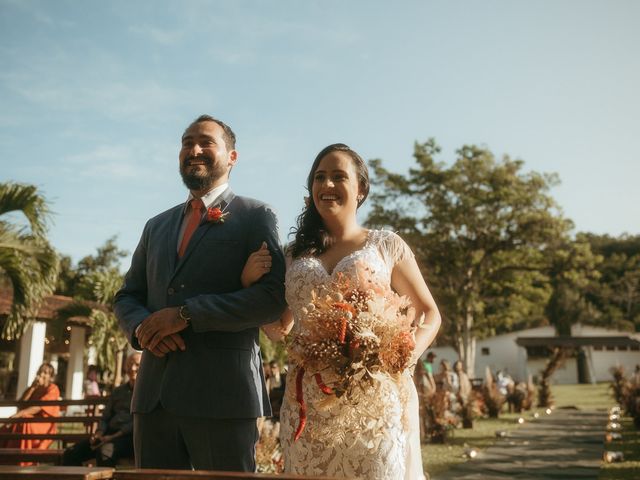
<box><xmin>287</xmin><ymin>261</ymin><xmax>419</xmax><ymax>440</ymax></box>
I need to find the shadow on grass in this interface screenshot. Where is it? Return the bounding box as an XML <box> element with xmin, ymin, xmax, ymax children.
<box><xmin>423</xmin><ymin>413</ymin><xmax>523</xmax><ymax>476</ymax></box>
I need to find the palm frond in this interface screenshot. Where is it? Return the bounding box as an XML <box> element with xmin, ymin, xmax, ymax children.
<box><xmin>88</xmin><ymin>310</ymin><xmax>128</xmax><ymax>372</ymax></box>
<box><xmin>0</xmin><ymin>208</ymin><xmax>59</xmax><ymax>340</ymax></box>
<box><xmin>0</xmin><ymin>183</ymin><xmax>52</xmax><ymax>238</ymax></box>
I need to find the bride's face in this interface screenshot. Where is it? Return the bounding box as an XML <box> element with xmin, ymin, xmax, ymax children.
<box><xmin>312</xmin><ymin>151</ymin><xmax>361</xmax><ymax>220</ymax></box>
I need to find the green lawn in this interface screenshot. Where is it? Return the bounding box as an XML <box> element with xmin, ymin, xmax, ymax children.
<box><xmin>422</xmin><ymin>412</ymin><xmax>524</xmax><ymax>476</ymax></box>
<box><xmin>422</xmin><ymin>383</ymin><xmax>639</xmax><ymax>478</ymax></box>
<box><xmin>599</xmin><ymin>415</ymin><xmax>640</xmax><ymax>479</ymax></box>
<box><xmin>552</xmin><ymin>383</ymin><xmax>612</xmax><ymax>410</ymax></box>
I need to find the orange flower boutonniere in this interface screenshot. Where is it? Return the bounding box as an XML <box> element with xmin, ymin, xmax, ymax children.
<box><xmin>206</xmin><ymin>207</ymin><xmax>230</xmax><ymax>224</ymax></box>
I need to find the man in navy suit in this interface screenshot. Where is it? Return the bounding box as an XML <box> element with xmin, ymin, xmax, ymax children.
<box><xmin>114</xmin><ymin>114</ymin><xmax>286</xmax><ymax>471</ymax></box>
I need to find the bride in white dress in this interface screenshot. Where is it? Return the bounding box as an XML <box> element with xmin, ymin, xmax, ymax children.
<box><xmin>253</xmin><ymin>143</ymin><xmax>441</xmax><ymax>479</ymax></box>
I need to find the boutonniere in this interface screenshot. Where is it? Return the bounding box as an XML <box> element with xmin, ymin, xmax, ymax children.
<box><xmin>206</xmin><ymin>206</ymin><xmax>230</xmax><ymax>224</ymax></box>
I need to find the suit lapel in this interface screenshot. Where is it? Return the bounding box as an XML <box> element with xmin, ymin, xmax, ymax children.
<box><xmin>172</xmin><ymin>188</ymin><xmax>236</xmax><ymax>276</ymax></box>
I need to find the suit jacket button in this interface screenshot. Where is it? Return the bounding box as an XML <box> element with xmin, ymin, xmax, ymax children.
<box><xmin>167</xmin><ymin>287</ymin><xmax>175</xmax><ymax>295</ymax></box>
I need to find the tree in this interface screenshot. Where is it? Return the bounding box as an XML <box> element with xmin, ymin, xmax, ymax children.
<box><xmin>583</xmin><ymin>234</ymin><xmax>640</xmax><ymax>332</ymax></box>
<box><xmin>0</xmin><ymin>182</ymin><xmax>59</xmax><ymax>339</ymax></box>
<box><xmin>366</xmin><ymin>139</ymin><xmax>571</xmax><ymax>375</ymax></box>
<box><xmin>544</xmin><ymin>236</ymin><xmax>602</xmax><ymax>335</ymax></box>
<box><xmin>54</xmin><ymin>238</ymin><xmax>129</xmax><ymax>385</ymax></box>
<box><xmin>55</xmin><ymin>236</ymin><xmax>127</xmax><ymax>298</ymax></box>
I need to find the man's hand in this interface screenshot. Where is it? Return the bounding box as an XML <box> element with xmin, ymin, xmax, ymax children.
<box><xmin>147</xmin><ymin>333</ymin><xmax>186</xmax><ymax>358</ymax></box>
<box><xmin>137</xmin><ymin>307</ymin><xmax>187</xmax><ymax>351</ymax></box>
<box><xmin>90</xmin><ymin>431</ymin><xmax>104</xmax><ymax>446</ymax></box>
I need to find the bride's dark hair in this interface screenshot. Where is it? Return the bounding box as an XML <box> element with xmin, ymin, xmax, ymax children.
<box><xmin>289</xmin><ymin>143</ymin><xmax>370</xmax><ymax>259</ymax></box>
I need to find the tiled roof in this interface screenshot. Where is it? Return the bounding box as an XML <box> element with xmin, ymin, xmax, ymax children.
<box><xmin>0</xmin><ymin>288</ymin><xmax>76</xmax><ymax>321</ymax></box>
<box><xmin>516</xmin><ymin>336</ymin><xmax>640</xmax><ymax>347</ymax></box>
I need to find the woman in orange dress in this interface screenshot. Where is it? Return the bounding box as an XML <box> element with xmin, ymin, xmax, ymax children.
<box><xmin>0</xmin><ymin>362</ymin><xmax>60</xmax><ymax>453</ymax></box>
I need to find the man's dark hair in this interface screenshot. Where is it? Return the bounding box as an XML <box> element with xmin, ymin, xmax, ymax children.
<box><xmin>185</xmin><ymin>114</ymin><xmax>237</xmax><ymax>149</ymax></box>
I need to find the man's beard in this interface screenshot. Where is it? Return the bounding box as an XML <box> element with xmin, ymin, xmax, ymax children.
<box><xmin>180</xmin><ymin>156</ymin><xmax>226</xmax><ymax>191</ymax></box>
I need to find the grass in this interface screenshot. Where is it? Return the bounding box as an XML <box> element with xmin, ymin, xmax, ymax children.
<box><xmin>551</xmin><ymin>383</ymin><xmax>640</xmax><ymax>478</ymax></box>
<box><xmin>599</xmin><ymin>416</ymin><xmax>640</xmax><ymax>480</ymax></box>
<box><xmin>422</xmin><ymin>383</ymin><xmax>640</xmax><ymax>478</ymax></box>
<box><xmin>552</xmin><ymin>383</ymin><xmax>612</xmax><ymax>410</ymax></box>
<box><xmin>422</xmin><ymin>412</ymin><xmax>525</xmax><ymax>476</ymax></box>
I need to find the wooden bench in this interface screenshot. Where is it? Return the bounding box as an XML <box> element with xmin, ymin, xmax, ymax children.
<box><xmin>0</xmin><ymin>397</ymin><xmax>109</xmax><ymax>465</ymax></box>
<box><xmin>0</xmin><ymin>465</ymin><xmax>113</xmax><ymax>479</ymax></box>
<box><xmin>114</xmin><ymin>470</ymin><xmax>346</xmax><ymax>480</ymax></box>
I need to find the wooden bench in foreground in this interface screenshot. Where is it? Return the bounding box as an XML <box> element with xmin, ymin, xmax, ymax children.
<box><xmin>114</xmin><ymin>470</ymin><xmax>347</xmax><ymax>480</ymax></box>
<box><xmin>0</xmin><ymin>397</ymin><xmax>109</xmax><ymax>465</ymax></box>
<box><xmin>0</xmin><ymin>465</ymin><xmax>113</xmax><ymax>479</ymax></box>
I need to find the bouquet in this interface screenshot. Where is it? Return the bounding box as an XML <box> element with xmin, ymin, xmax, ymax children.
<box><xmin>287</xmin><ymin>261</ymin><xmax>419</xmax><ymax>440</ymax></box>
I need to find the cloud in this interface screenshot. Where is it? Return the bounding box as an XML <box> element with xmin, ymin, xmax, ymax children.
<box><xmin>62</xmin><ymin>143</ymin><xmax>174</xmax><ymax>181</ymax></box>
<box><xmin>7</xmin><ymin>78</ymin><xmax>193</xmax><ymax>121</ymax></box>
<box><xmin>1</xmin><ymin>58</ymin><xmax>214</xmax><ymax>124</ymax></box>
<box><xmin>129</xmin><ymin>24</ymin><xmax>185</xmax><ymax>45</ymax></box>
<box><xmin>1</xmin><ymin>0</ymin><xmax>75</xmax><ymax>28</ymax></box>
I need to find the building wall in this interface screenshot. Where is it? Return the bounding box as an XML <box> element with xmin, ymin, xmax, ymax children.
<box><xmin>574</xmin><ymin>324</ymin><xmax>640</xmax><ymax>382</ymax></box>
<box><xmin>426</xmin><ymin>324</ymin><xmax>640</xmax><ymax>384</ymax></box>
<box><xmin>527</xmin><ymin>357</ymin><xmax>578</xmax><ymax>384</ymax></box>
<box><xmin>475</xmin><ymin>326</ymin><xmax>555</xmax><ymax>382</ymax></box>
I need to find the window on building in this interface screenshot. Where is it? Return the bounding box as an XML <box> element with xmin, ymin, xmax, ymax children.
<box><xmin>630</xmin><ymin>345</ymin><xmax>640</xmax><ymax>351</ymax></box>
<box><xmin>606</xmin><ymin>346</ymin><xmax>615</xmax><ymax>351</ymax></box>
<box><xmin>526</xmin><ymin>346</ymin><xmax>550</xmax><ymax>358</ymax></box>
<box><xmin>617</xmin><ymin>346</ymin><xmax>628</xmax><ymax>351</ymax></box>
<box><xmin>593</xmin><ymin>345</ymin><xmax>603</xmax><ymax>351</ymax></box>
<box><xmin>481</xmin><ymin>347</ymin><xmax>490</xmax><ymax>356</ymax></box>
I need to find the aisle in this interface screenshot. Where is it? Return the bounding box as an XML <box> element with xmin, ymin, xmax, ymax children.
<box><xmin>433</xmin><ymin>409</ymin><xmax>606</xmax><ymax>480</ymax></box>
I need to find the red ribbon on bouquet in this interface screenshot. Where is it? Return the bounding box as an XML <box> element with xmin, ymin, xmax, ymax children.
<box><xmin>294</xmin><ymin>367</ymin><xmax>306</xmax><ymax>441</ymax></box>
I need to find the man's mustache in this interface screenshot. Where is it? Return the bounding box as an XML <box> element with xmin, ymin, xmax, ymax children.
<box><xmin>183</xmin><ymin>155</ymin><xmax>212</xmax><ymax>167</ymax></box>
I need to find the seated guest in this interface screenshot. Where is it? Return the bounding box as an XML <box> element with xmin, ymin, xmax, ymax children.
<box><xmin>63</xmin><ymin>353</ymin><xmax>140</xmax><ymax>467</ymax></box>
<box><xmin>83</xmin><ymin>365</ymin><xmax>101</xmax><ymax>398</ymax></box>
<box><xmin>453</xmin><ymin>360</ymin><xmax>472</xmax><ymax>402</ymax></box>
<box><xmin>0</xmin><ymin>363</ymin><xmax>60</xmax><ymax>464</ymax></box>
<box><xmin>268</xmin><ymin>361</ymin><xmax>286</xmax><ymax>420</ymax></box>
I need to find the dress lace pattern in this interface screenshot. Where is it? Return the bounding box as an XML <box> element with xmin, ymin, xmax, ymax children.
<box><xmin>280</xmin><ymin>230</ymin><xmax>425</xmax><ymax>479</ymax></box>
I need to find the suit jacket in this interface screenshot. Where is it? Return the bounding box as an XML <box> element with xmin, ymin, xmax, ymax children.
<box><xmin>114</xmin><ymin>188</ymin><xmax>286</xmax><ymax>419</ymax></box>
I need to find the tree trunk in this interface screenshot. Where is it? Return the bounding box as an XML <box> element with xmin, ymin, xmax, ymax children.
<box><xmin>456</xmin><ymin>305</ymin><xmax>476</xmax><ymax>378</ymax></box>
<box><xmin>113</xmin><ymin>349</ymin><xmax>124</xmax><ymax>387</ymax></box>
<box><xmin>458</xmin><ymin>269</ymin><xmax>477</xmax><ymax>377</ymax></box>
<box><xmin>537</xmin><ymin>347</ymin><xmax>566</xmax><ymax>408</ymax></box>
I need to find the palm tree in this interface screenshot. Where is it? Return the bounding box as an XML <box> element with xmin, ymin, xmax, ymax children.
<box><xmin>54</xmin><ymin>269</ymin><xmax>128</xmax><ymax>386</ymax></box>
<box><xmin>0</xmin><ymin>182</ymin><xmax>59</xmax><ymax>339</ymax></box>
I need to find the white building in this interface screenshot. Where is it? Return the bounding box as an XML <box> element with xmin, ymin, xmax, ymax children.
<box><xmin>426</xmin><ymin>324</ymin><xmax>640</xmax><ymax>384</ymax></box>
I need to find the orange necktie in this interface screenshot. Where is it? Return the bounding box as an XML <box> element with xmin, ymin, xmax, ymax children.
<box><xmin>178</xmin><ymin>198</ymin><xmax>204</xmax><ymax>258</ymax></box>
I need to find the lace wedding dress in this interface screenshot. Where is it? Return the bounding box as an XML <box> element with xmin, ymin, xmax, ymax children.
<box><xmin>280</xmin><ymin>230</ymin><xmax>425</xmax><ymax>480</ymax></box>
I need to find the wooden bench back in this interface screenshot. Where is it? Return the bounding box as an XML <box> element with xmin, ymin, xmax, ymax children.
<box><xmin>0</xmin><ymin>397</ymin><xmax>110</xmax><ymax>465</ymax></box>
<box><xmin>0</xmin><ymin>465</ymin><xmax>114</xmax><ymax>479</ymax></box>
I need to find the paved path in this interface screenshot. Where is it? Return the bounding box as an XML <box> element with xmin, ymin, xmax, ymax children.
<box><xmin>433</xmin><ymin>408</ymin><xmax>606</xmax><ymax>480</ymax></box>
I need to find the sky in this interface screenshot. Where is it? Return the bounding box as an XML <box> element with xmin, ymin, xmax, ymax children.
<box><xmin>1</xmin><ymin>0</ymin><xmax>638</xmax><ymax>269</ymax></box>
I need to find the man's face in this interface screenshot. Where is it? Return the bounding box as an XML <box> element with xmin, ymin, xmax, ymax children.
<box><xmin>179</xmin><ymin>121</ymin><xmax>237</xmax><ymax>192</ymax></box>
<box><xmin>127</xmin><ymin>355</ymin><xmax>141</xmax><ymax>384</ymax></box>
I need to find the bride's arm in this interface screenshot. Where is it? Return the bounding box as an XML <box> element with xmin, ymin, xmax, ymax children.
<box><xmin>262</xmin><ymin>308</ymin><xmax>294</xmax><ymax>342</ymax></box>
<box><xmin>391</xmin><ymin>256</ymin><xmax>441</xmax><ymax>364</ymax></box>
<box><xmin>260</xmin><ymin>250</ymin><xmax>295</xmax><ymax>342</ymax></box>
